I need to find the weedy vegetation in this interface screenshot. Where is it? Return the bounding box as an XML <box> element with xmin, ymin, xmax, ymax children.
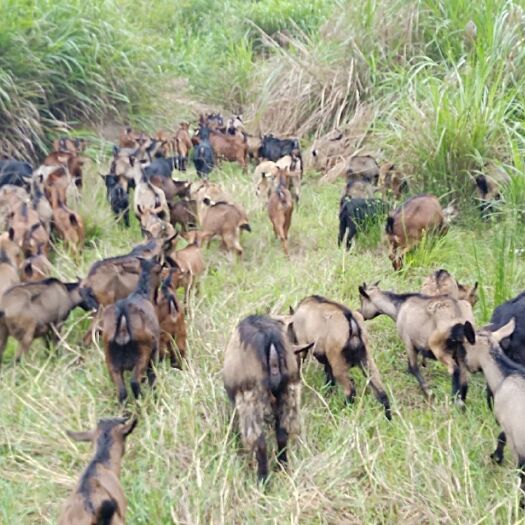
<box><xmin>1</xmin><ymin>0</ymin><xmax>525</xmax><ymax>523</ymax></box>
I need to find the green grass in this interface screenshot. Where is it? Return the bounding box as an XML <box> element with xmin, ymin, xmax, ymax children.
<box><xmin>1</xmin><ymin>0</ymin><xmax>525</xmax><ymax>522</ymax></box>
<box><xmin>0</xmin><ymin>154</ymin><xmax>524</xmax><ymax>523</ymax></box>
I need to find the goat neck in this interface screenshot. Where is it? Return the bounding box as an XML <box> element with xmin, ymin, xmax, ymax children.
<box><xmin>478</xmin><ymin>344</ymin><xmax>506</xmax><ymax>395</ymax></box>
<box><xmin>373</xmin><ymin>290</ymin><xmax>401</xmax><ymax>320</ymax></box>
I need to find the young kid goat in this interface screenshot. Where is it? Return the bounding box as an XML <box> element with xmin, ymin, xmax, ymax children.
<box><xmin>267</xmin><ymin>170</ymin><xmax>293</xmax><ymax>256</ymax></box>
<box><xmin>290</xmin><ymin>295</ymin><xmax>391</xmax><ymax>419</ymax></box>
<box><xmin>102</xmin><ymin>258</ymin><xmax>161</xmax><ymax>403</ymax></box>
<box><xmin>155</xmin><ymin>271</ymin><xmax>187</xmax><ymax>368</ymax></box>
<box><xmin>223</xmin><ymin>315</ymin><xmax>312</xmax><ymax>482</ymax></box>
<box><xmin>58</xmin><ymin>417</ymin><xmax>137</xmax><ymax>525</ymax></box>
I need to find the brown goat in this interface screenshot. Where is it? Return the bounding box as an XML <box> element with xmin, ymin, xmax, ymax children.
<box><xmin>169</xmin><ymin>199</ymin><xmax>198</xmax><ymax>231</ymax></box>
<box><xmin>175</xmin><ymin>122</ymin><xmax>193</xmax><ymax>171</ymax></box>
<box><xmin>0</xmin><ymin>249</ymin><xmax>20</xmax><ymax>303</ymax></box>
<box><xmin>52</xmin><ymin>204</ymin><xmax>84</xmax><ymax>254</ymax></box>
<box><xmin>0</xmin><ymin>279</ymin><xmax>97</xmax><ymax>364</ymax></box>
<box><xmin>102</xmin><ymin>258</ymin><xmax>161</xmax><ymax>402</ymax></box>
<box><xmin>155</xmin><ymin>271</ymin><xmax>187</xmax><ymax>367</ymax></box>
<box><xmin>52</xmin><ymin>137</ymin><xmax>87</xmax><ymax>155</ymax></box>
<box><xmin>385</xmin><ymin>194</ymin><xmax>448</xmax><ymax>270</ymax></box>
<box><xmin>168</xmin><ymin>235</ymin><xmax>205</xmax><ymax>303</ymax></box>
<box><xmin>43</xmin><ymin>151</ymin><xmax>84</xmax><ymax>188</ymax></box>
<box><xmin>19</xmin><ymin>252</ymin><xmax>53</xmax><ymax>282</ymax></box>
<box><xmin>209</xmin><ymin>130</ymin><xmax>248</xmax><ymax>170</ymax></box>
<box><xmin>290</xmin><ymin>295</ymin><xmax>391</xmax><ymax>419</ymax></box>
<box><xmin>200</xmin><ymin>200</ymin><xmax>251</xmax><ymax>257</ymax></box>
<box><xmin>378</xmin><ymin>163</ymin><xmax>407</xmax><ymax>198</ymax></box>
<box><xmin>421</xmin><ymin>269</ymin><xmax>478</xmax><ymax>307</ymax></box>
<box><xmin>267</xmin><ymin>171</ymin><xmax>294</xmax><ymax>256</ymax></box>
<box><xmin>7</xmin><ymin>202</ymin><xmax>50</xmax><ymax>257</ymax></box>
<box><xmin>58</xmin><ymin>417</ymin><xmax>137</xmax><ymax>525</ymax></box>
<box><xmin>223</xmin><ymin>315</ymin><xmax>310</xmax><ymax>481</ymax></box>
<box><xmin>358</xmin><ymin>282</ymin><xmax>475</xmax><ymax>404</ymax></box>
<box><xmin>0</xmin><ymin>185</ymin><xmax>29</xmax><ymax>230</ymax></box>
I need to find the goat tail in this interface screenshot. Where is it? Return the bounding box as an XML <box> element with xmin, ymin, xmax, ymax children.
<box><xmin>385</xmin><ymin>215</ymin><xmax>395</xmax><ymax>234</ymax></box>
<box><xmin>114</xmin><ymin>303</ymin><xmax>132</xmax><ymax>346</ymax></box>
<box><xmin>97</xmin><ymin>498</ymin><xmax>118</xmax><ymax>525</ymax></box>
<box><xmin>268</xmin><ymin>343</ymin><xmax>283</xmax><ymax>394</ymax></box>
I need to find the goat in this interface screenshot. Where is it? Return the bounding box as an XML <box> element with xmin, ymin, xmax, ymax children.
<box><xmin>52</xmin><ymin>137</ymin><xmax>87</xmax><ymax>155</ymax></box>
<box><xmin>223</xmin><ymin>315</ymin><xmax>310</xmax><ymax>481</ymax></box>
<box><xmin>358</xmin><ymin>282</ymin><xmax>475</xmax><ymax>404</ymax></box>
<box><xmin>275</xmin><ymin>154</ymin><xmax>302</xmax><ymax>203</ymax></box>
<box><xmin>134</xmin><ymin>176</ymin><xmax>170</xmax><ymax>223</ymax></box>
<box><xmin>0</xmin><ymin>184</ymin><xmax>29</xmax><ymax>230</ymax></box>
<box><xmin>209</xmin><ymin>130</ymin><xmax>248</xmax><ymax>170</ymax></box>
<box><xmin>169</xmin><ymin>235</ymin><xmax>206</xmax><ymax>301</ymax></box>
<box><xmin>385</xmin><ymin>194</ymin><xmax>449</xmax><ymax>271</ymax></box>
<box><xmin>346</xmin><ymin>155</ymin><xmax>380</xmax><ymax>185</ymax></box>
<box><xmin>155</xmin><ymin>271</ymin><xmax>187</xmax><ymax>368</ymax></box>
<box><xmin>102</xmin><ymin>258</ymin><xmax>161</xmax><ymax>402</ymax></box>
<box><xmin>175</xmin><ymin>122</ymin><xmax>193</xmax><ymax>171</ymax></box>
<box><xmin>52</xmin><ymin>204</ymin><xmax>84</xmax><ymax>255</ymax></box>
<box><xmin>486</xmin><ymin>291</ymin><xmax>525</xmax><ymax>366</ymax></box>
<box><xmin>421</xmin><ymin>269</ymin><xmax>478</xmax><ymax>306</ymax></box>
<box><xmin>58</xmin><ymin>417</ymin><xmax>137</xmax><ymax>525</ymax></box>
<box><xmin>462</xmin><ymin>318</ymin><xmax>525</xmax><ymax>506</ymax></box>
<box><xmin>475</xmin><ymin>163</ymin><xmax>510</xmax><ymax>218</ymax></box>
<box><xmin>19</xmin><ymin>252</ymin><xmax>52</xmax><ymax>282</ymax></box>
<box><xmin>338</xmin><ymin>197</ymin><xmax>388</xmax><ymax>249</ymax></box>
<box><xmin>258</xmin><ymin>135</ymin><xmax>301</xmax><ymax>162</ymax></box>
<box><xmin>290</xmin><ymin>295</ymin><xmax>391</xmax><ymax>419</ymax></box>
<box><xmin>0</xmin><ymin>160</ymin><xmax>33</xmax><ymax>191</ymax></box>
<box><xmin>199</xmin><ymin>199</ymin><xmax>251</xmax><ymax>257</ymax></box>
<box><xmin>267</xmin><ymin>171</ymin><xmax>293</xmax><ymax>256</ymax></box>
<box><xmin>169</xmin><ymin>199</ymin><xmax>198</xmax><ymax>231</ymax></box>
<box><xmin>7</xmin><ymin>202</ymin><xmax>50</xmax><ymax>257</ymax></box>
<box><xmin>0</xmin><ymin>279</ymin><xmax>97</xmax><ymax>364</ymax></box>
<box><xmin>378</xmin><ymin>163</ymin><xmax>408</xmax><ymax>198</ymax></box>
<box><xmin>103</xmin><ymin>174</ymin><xmax>130</xmax><ymax>227</ymax></box>
<box><xmin>254</xmin><ymin>161</ymin><xmax>278</xmax><ymax>198</ymax></box>
<box><xmin>0</xmin><ymin>247</ymin><xmax>20</xmax><ymax>303</ymax></box>
<box><xmin>340</xmin><ymin>179</ymin><xmax>376</xmax><ymax>201</ymax></box>
<box><xmin>42</xmin><ymin>151</ymin><xmax>84</xmax><ymax>188</ymax></box>
<box><xmin>193</xmin><ymin>127</ymin><xmax>215</xmax><ymax>179</ymax></box>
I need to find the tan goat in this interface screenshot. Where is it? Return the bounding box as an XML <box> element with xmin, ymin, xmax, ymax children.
<box><xmin>358</xmin><ymin>282</ymin><xmax>474</xmax><ymax>404</ymax></box>
<box><xmin>58</xmin><ymin>417</ymin><xmax>137</xmax><ymax>525</ymax></box>
<box><xmin>421</xmin><ymin>269</ymin><xmax>478</xmax><ymax>306</ymax></box>
<box><xmin>52</xmin><ymin>204</ymin><xmax>84</xmax><ymax>254</ymax></box>
<box><xmin>267</xmin><ymin>171</ymin><xmax>293</xmax><ymax>256</ymax></box>
<box><xmin>290</xmin><ymin>295</ymin><xmax>391</xmax><ymax>419</ymax></box>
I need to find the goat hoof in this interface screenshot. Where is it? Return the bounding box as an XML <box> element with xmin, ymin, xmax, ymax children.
<box><xmin>490</xmin><ymin>452</ymin><xmax>503</xmax><ymax>465</ymax></box>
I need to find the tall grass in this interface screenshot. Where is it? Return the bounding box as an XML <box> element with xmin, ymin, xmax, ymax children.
<box><xmin>0</xmin><ymin>0</ymin><xmax>169</xmax><ymax>158</ymax></box>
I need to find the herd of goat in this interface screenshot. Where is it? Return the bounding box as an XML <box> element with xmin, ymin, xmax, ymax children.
<box><xmin>0</xmin><ymin>111</ymin><xmax>524</xmax><ymax>522</ymax></box>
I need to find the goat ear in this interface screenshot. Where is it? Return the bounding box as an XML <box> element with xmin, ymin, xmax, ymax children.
<box><xmin>289</xmin><ymin>305</ymin><xmax>295</xmax><ymax>315</ymax></box>
<box><xmin>358</xmin><ymin>284</ymin><xmax>369</xmax><ymax>299</ymax></box>
<box><xmin>492</xmin><ymin>318</ymin><xmax>515</xmax><ymax>343</ymax></box>
<box><xmin>464</xmin><ymin>321</ymin><xmax>476</xmax><ymax>345</ymax></box>
<box><xmin>472</xmin><ymin>281</ymin><xmax>479</xmax><ymax>292</ymax></box>
<box><xmin>293</xmin><ymin>342</ymin><xmax>314</xmax><ymax>355</ymax></box>
<box><xmin>69</xmin><ymin>214</ymin><xmax>78</xmax><ymax>226</ymax></box>
<box><xmin>8</xmin><ymin>227</ymin><xmax>15</xmax><ymax>241</ymax></box>
<box><xmin>373</xmin><ymin>280</ymin><xmax>380</xmax><ymax>286</ymax></box>
<box><xmin>121</xmin><ymin>418</ymin><xmax>138</xmax><ymax>437</ymax></box>
<box><xmin>24</xmin><ymin>262</ymin><xmax>33</xmax><ymax>277</ymax></box>
<box><xmin>66</xmin><ymin>429</ymin><xmax>95</xmax><ymax>442</ymax></box>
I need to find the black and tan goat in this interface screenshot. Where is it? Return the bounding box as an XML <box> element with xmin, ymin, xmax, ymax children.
<box><xmin>462</xmin><ymin>319</ymin><xmax>525</xmax><ymax>506</ymax></box>
<box><xmin>102</xmin><ymin>258</ymin><xmax>161</xmax><ymax>403</ymax></box>
<box><xmin>223</xmin><ymin>315</ymin><xmax>311</xmax><ymax>481</ymax></box>
<box><xmin>358</xmin><ymin>283</ymin><xmax>474</xmax><ymax>404</ymax></box>
<box><xmin>58</xmin><ymin>417</ymin><xmax>137</xmax><ymax>525</ymax></box>
<box><xmin>267</xmin><ymin>171</ymin><xmax>294</xmax><ymax>256</ymax></box>
<box><xmin>290</xmin><ymin>295</ymin><xmax>391</xmax><ymax>419</ymax></box>
<box><xmin>0</xmin><ymin>278</ymin><xmax>97</xmax><ymax>365</ymax></box>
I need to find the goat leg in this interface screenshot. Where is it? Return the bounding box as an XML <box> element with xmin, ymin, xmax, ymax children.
<box><xmin>255</xmin><ymin>434</ymin><xmax>269</xmax><ymax>483</ymax></box>
<box><xmin>14</xmin><ymin>327</ymin><xmax>36</xmax><ymax>363</ymax></box>
<box><xmin>406</xmin><ymin>343</ymin><xmax>431</xmax><ymax>398</ymax></box>
<box><xmin>275</xmin><ymin>420</ymin><xmax>289</xmax><ymax>467</ymax></box>
<box><xmin>491</xmin><ymin>432</ymin><xmax>506</xmax><ymax>464</ymax></box>
<box><xmin>359</xmin><ymin>358</ymin><xmax>392</xmax><ymax>420</ymax></box>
